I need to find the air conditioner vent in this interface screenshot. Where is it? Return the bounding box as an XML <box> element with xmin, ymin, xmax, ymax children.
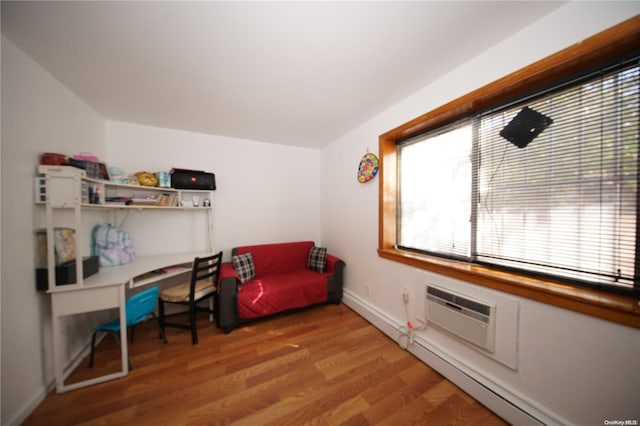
<box><xmin>427</xmin><ymin>286</ymin><xmax>492</xmax><ymax>317</ymax></box>
<box><xmin>426</xmin><ymin>285</ymin><xmax>496</xmax><ymax>353</ymax></box>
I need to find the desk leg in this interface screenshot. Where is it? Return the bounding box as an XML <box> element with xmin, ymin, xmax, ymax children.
<box><xmin>52</xmin><ymin>309</ymin><xmax>65</xmax><ymax>394</ymax></box>
<box><xmin>118</xmin><ymin>285</ymin><xmax>129</xmax><ymax>374</ymax></box>
<box><xmin>50</xmin><ymin>285</ymin><xmax>129</xmax><ymax>393</ymax></box>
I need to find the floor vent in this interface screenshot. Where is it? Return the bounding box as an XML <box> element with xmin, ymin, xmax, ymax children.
<box><xmin>426</xmin><ymin>285</ymin><xmax>496</xmax><ymax>353</ymax></box>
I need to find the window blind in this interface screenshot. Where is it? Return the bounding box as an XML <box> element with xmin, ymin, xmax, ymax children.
<box><xmin>397</xmin><ymin>60</ymin><xmax>639</xmax><ymax>295</ymax></box>
<box><xmin>475</xmin><ymin>63</ymin><xmax>639</xmax><ymax>290</ymax></box>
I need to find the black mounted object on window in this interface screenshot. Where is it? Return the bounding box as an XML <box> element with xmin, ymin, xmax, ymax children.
<box><xmin>499</xmin><ymin>106</ymin><xmax>553</xmax><ymax>148</ymax></box>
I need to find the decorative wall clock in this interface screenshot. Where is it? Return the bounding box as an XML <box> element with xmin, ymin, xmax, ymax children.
<box><xmin>357</xmin><ymin>153</ymin><xmax>379</xmax><ymax>183</ymax></box>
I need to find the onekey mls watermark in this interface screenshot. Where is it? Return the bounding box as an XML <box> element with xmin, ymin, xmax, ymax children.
<box><xmin>604</xmin><ymin>420</ymin><xmax>638</xmax><ymax>425</ymax></box>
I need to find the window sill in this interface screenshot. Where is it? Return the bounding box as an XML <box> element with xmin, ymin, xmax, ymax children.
<box><xmin>378</xmin><ymin>247</ymin><xmax>640</xmax><ymax>329</ymax></box>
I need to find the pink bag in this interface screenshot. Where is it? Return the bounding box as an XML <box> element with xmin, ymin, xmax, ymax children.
<box><xmin>72</xmin><ymin>152</ymin><xmax>99</xmax><ymax>162</ymax></box>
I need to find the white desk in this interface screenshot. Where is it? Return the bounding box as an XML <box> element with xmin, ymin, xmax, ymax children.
<box><xmin>50</xmin><ymin>252</ymin><xmax>209</xmax><ymax>393</ymax></box>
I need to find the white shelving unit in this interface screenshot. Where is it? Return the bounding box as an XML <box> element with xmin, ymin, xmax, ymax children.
<box><xmin>36</xmin><ymin>165</ymin><xmax>214</xmax><ymax>290</ymax></box>
<box><xmin>36</xmin><ymin>164</ymin><xmax>215</xmax><ymax>392</ymax></box>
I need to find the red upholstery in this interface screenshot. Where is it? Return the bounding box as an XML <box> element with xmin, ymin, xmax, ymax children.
<box><xmin>235</xmin><ymin>241</ymin><xmax>314</xmax><ymax>276</ymax></box>
<box><xmin>238</xmin><ymin>270</ymin><xmax>327</xmax><ymax>319</ymax></box>
<box><xmin>232</xmin><ymin>241</ymin><xmax>323</xmax><ymax>319</ymax></box>
<box><xmin>218</xmin><ymin>241</ymin><xmax>345</xmax><ymax>331</ymax></box>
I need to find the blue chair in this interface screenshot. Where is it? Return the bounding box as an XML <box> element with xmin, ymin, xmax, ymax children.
<box><xmin>89</xmin><ymin>286</ymin><xmax>167</xmax><ymax>369</ymax></box>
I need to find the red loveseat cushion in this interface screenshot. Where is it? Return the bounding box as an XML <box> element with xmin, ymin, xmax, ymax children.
<box><xmin>238</xmin><ymin>270</ymin><xmax>328</xmax><ymax>319</ymax></box>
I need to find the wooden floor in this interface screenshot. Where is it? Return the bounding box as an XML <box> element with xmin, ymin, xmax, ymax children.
<box><xmin>25</xmin><ymin>304</ymin><xmax>507</xmax><ymax>425</ymax></box>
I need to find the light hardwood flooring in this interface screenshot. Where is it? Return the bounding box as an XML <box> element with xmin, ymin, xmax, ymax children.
<box><xmin>24</xmin><ymin>303</ymin><xmax>507</xmax><ymax>425</ymax></box>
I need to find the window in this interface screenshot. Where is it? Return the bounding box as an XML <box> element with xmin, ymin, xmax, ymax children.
<box><xmin>399</xmin><ymin>124</ymin><xmax>472</xmax><ymax>260</ymax></box>
<box><xmin>398</xmin><ymin>62</ymin><xmax>639</xmax><ymax>296</ymax></box>
<box><xmin>378</xmin><ymin>17</ymin><xmax>640</xmax><ymax>328</ymax></box>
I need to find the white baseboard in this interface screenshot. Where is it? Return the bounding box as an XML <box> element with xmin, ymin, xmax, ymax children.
<box><xmin>342</xmin><ymin>289</ymin><xmax>568</xmax><ymax>426</ymax></box>
<box><xmin>7</xmin><ymin>333</ymin><xmax>106</xmax><ymax>426</ymax></box>
<box><xmin>6</xmin><ymin>385</ymin><xmax>50</xmax><ymax>426</ymax></box>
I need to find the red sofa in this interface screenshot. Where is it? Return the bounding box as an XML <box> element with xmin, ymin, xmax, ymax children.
<box><xmin>216</xmin><ymin>241</ymin><xmax>345</xmax><ymax>333</ymax></box>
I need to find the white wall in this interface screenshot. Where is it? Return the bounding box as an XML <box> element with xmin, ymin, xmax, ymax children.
<box><xmin>1</xmin><ymin>36</ymin><xmax>106</xmax><ymax>425</ymax></box>
<box><xmin>105</xmin><ymin>121</ymin><xmax>322</xmax><ymax>257</ymax></box>
<box><xmin>321</xmin><ymin>3</ymin><xmax>640</xmax><ymax>426</ymax></box>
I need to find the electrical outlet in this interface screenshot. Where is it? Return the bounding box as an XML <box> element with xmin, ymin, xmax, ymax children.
<box><xmin>402</xmin><ymin>287</ymin><xmax>410</xmax><ymax>304</ymax></box>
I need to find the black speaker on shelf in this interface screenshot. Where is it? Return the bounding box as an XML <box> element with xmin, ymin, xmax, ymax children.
<box><xmin>170</xmin><ymin>168</ymin><xmax>216</xmax><ymax>190</ymax></box>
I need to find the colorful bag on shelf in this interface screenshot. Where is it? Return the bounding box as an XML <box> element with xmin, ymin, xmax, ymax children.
<box><xmin>91</xmin><ymin>223</ymin><xmax>135</xmax><ymax>267</ymax></box>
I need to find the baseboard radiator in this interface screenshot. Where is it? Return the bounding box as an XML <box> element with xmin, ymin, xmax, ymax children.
<box><xmin>425</xmin><ymin>285</ymin><xmax>496</xmax><ymax>353</ymax></box>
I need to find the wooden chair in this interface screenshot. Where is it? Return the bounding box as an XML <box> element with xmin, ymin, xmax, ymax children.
<box><xmin>89</xmin><ymin>286</ymin><xmax>167</xmax><ymax>369</ymax></box>
<box><xmin>158</xmin><ymin>252</ymin><xmax>223</xmax><ymax>344</ymax></box>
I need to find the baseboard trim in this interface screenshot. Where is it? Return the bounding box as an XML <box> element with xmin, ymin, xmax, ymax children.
<box><xmin>7</xmin><ymin>333</ymin><xmax>107</xmax><ymax>426</ymax></box>
<box><xmin>6</xmin><ymin>385</ymin><xmax>49</xmax><ymax>426</ymax></box>
<box><xmin>342</xmin><ymin>290</ymin><xmax>567</xmax><ymax>426</ymax></box>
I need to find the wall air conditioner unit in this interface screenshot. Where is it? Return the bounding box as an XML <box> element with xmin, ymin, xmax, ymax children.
<box><xmin>425</xmin><ymin>285</ymin><xmax>496</xmax><ymax>353</ymax></box>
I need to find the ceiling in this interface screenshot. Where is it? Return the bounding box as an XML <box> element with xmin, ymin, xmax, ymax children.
<box><xmin>1</xmin><ymin>1</ymin><xmax>565</xmax><ymax>149</ymax></box>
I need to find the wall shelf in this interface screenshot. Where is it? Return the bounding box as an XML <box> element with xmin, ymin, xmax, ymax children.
<box><xmin>36</xmin><ymin>164</ymin><xmax>215</xmax><ymax>290</ymax></box>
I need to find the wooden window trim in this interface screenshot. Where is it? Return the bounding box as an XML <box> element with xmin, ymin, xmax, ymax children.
<box><xmin>378</xmin><ymin>16</ymin><xmax>640</xmax><ymax>329</ymax></box>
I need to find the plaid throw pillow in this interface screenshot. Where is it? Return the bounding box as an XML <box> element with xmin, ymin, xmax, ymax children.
<box><xmin>232</xmin><ymin>252</ymin><xmax>255</xmax><ymax>284</ymax></box>
<box><xmin>308</xmin><ymin>246</ymin><xmax>327</xmax><ymax>273</ymax></box>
